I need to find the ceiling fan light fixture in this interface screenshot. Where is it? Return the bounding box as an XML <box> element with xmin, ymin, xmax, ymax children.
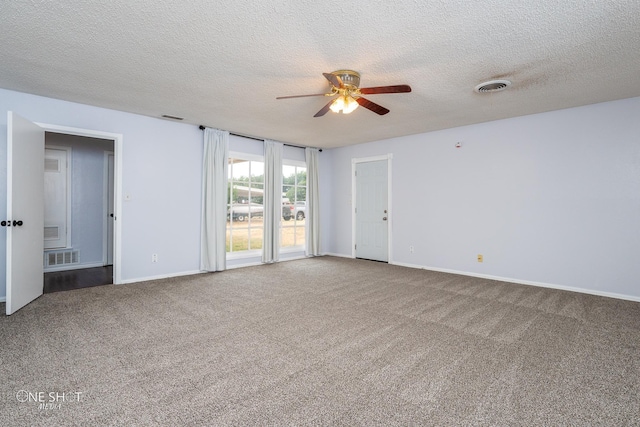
<box><xmin>343</xmin><ymin>95</ymin><xmax>359</xmax><ymax>114</ymax></box>
<box><xmin>330</xmin><ymin>95</ymin><xmax>359</xmax><ymax>114</ymax></box>
<box><xmin>329</xmin><ymin>96</ymin><xmax>344</xmax><ymax>113</ymax></box>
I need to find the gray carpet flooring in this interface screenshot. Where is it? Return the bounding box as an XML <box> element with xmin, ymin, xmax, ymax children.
<box><xmin>1</xmin><ymin>256</ymin><xmax>639</xmax><ymax>426</ymax></box>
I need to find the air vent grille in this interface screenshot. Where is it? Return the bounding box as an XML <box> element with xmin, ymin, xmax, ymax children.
<box><xmin>161</xmin><ymin>114</ymin><xmax>184</xmax><ymax>120</ymax></box>
<box><xmin>45</xmin><ymin>250</ymin><xmax>79</xmax><ymax>267</ymax></box>
<box><xmin>475</xmin><ymin>79</ymin><xmax>511</xmax><ymax>93</ymax></box>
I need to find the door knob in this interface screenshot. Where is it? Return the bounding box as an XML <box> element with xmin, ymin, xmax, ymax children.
<box><xmin>382</xmin><ymin>217</ymin><xmax>387</xmax><ymax>221</ymax></box>
<box><xmin>1</xmin><ymin>221</ymin><xmax>6</xmax><ymax>226</ymax></box>
<box><xmin>13</xmin><ymin>220</ymin><xmax>23</xmax><ymax>226</ymax></box>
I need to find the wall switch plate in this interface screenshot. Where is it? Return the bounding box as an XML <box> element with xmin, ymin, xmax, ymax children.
<box><xmin>152</xmin><ymin>253</ymin><xmax>158</xmax><ymax>263</ymax></box>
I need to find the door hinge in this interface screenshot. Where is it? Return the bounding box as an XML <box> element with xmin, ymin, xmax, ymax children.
<box><xmin>355</xmin><ymin>244</ymin><xmax>357</xmax><ymax>250</ymax></box>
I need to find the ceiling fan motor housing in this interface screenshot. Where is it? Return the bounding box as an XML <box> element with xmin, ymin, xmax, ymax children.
<box><xmin>332</xmin><ymin>70</ymin><xmax>361</xmax><ymax>89</ymax></box>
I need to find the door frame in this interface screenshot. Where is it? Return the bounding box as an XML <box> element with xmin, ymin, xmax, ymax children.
<box><xmin>103</xmin><ymin>151</ymin><xmax>114</xmax><ymax>266</ymax></box>
<box><xmin>36</xmin><ymin>122</ymin><xmax>123</xmax><ymax>285</ymax></box>
<box><xmin>351</xmin><ymin>154</ymin><xmax>393</xmax><ymax>262</ymax></box>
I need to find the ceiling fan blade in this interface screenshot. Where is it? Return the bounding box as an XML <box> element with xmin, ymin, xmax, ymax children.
<box><xmin>314</xmin><ymin>99</ymin><xmax>336</xmax><ymax>117</ymax></box>
<box><xmin>356</xmin><ymin>97</ymin><xmax>390</xmax><ymax>115</ymax></box>
<box><xmin>359</xmin><ymin>85</ymin><xmax>412</xmax><ymax>95</ymax></box>
<box><xmin>276</xmin><ymin>93</ymin><xmax>330</xmax><ymax>99</ymax></box>
<box><xmin>323</xmin><ymin>72</ymin><xmax>343</xmax><ymax>88</ymax></box>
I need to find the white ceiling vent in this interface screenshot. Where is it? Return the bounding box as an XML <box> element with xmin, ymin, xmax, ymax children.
<box><xmin>474</xmin><ymin>79</ymin><xmax>511</xmax><ymax>93</ymax></box>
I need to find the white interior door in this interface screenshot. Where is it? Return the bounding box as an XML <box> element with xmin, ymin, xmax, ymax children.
<box><xmin>355</xmin><ymin>160</ymin><xmax>388</xmax><ymax>262</ymax></box>
<box><xmin>6</xmin><ymin>112</ymin><xmax>45</xmax><ymax>315</ymax></box>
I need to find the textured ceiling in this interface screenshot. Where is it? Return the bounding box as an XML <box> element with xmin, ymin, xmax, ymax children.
<box><xmin>1</xmin><ymin>1</ymin><xmax>639</xmax><ymax>148</ymax></box>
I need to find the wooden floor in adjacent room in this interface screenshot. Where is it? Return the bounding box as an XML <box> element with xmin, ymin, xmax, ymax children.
<box><xmin>43</xmin><ymin>266</ymin><xmax>113</xmax><ymax>293</ymax></box>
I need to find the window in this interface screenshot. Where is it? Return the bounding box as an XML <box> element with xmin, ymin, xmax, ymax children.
<box><xmin>226</xmin><ymin>154</ymin><xmax>306</xmax><ymax>257</ymax></box>
<box><xmin>282</xmin><ymin>163</ymin><xmax>306</xmax><ymax>250</ymax></box>
<box><xmin>226</xmin><ymin>156</ymin><xmax>264</xmax><ymax>255</ymax></box>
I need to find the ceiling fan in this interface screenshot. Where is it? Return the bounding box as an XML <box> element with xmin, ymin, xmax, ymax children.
<box><xmin>276</xmin><ymin>70</ymin><xmax>411</xmax><ymax>117</ymax></box>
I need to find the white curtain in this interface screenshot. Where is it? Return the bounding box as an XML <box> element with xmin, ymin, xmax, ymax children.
<box><xmin>262</xmin><ymin>139</ymin><xmax>283</xmax><ymax>263</ymax></box>
<box><xmin>305</xmin><ymin>148</ymin><xmax>321</xmax><ymax>256</ymax></box>
<box><xmin>201</xmin><ymin>128</ymin><xmax>229</xmax><ymax>272</ymax></box>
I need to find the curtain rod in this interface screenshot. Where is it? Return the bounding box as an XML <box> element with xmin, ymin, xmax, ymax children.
<box><xmin>198</xmin><ymin>125</ymin><xmax>322</xmax><ymax>152</ymax></box>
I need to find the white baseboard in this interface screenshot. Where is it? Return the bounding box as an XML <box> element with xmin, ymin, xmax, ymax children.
<box><xmin>280</xmin><ymin>254</ymin><xmax>309</xmax><ymax>262</ymax></box>
<box><xmin>119</xmin><ymin>256</ymin><xmax>317</xmax><ymax>284</ymax></box>
<box><xmin>322</xmin><ymin>252</ymin><xmax>353</xmax><ymax>259</ymax></box>
<box><xmin>119</xmin><ymin>270</ymin><xmax>203</xmax><ymax>285</ymax></box>
<box><xmin>226</xmin><ymin>255</ymin><xmax>309</xmax><ymax>270</ymax></box>
<box><xmin>226</xmin><ymin>260</ymin><xmax>262</xmax><ymax>270</ymax></box>
<box><xmin>44</xmin><ymin>262</ymin><xmax>105</xmax><ymax>273</ymax></box>
<box><xmin>390</xmin><ymin>261</ymin><xmax>640</xmax><ymax>303</ymax></box>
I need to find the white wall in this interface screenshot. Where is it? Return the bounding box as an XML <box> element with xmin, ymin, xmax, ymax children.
<box><xmin>3</xmin><ymin>87</ymin><xmax>638</xmax><ymax>302</ymax></box>
<box><xmin>1</xmin><ymin>88</ymin><xmax>203</xmax><ymax>298</ymax></box>
<box><xmin>323</xmin><ymin>97</ymin><xmax>640</xmax><ymax>300</ymax></box>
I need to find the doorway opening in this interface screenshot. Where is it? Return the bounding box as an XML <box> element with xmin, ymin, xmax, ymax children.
<box><xmin>6</xmin><ymin>113</ymin><xmax>123</xmax><ymax>314</ymax></box>
<box><xmin>43</xmin><ymin>133</ymin><xmax>115</xmax><ymax>293</ymax></box>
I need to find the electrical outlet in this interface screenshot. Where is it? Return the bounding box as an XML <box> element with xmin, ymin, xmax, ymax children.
<box><xmin>477</xmin><ymin>254</ymin><xmax>483</xmax><ymax>263</ymax></box>
<box><xmin>152</xmin><ymin>253</ymin><xmax>158</xmax><ymax>263</ymax></box>
<box><xmin>409</xmin><ymin>245</ymin><xmax>414</xmax><ymax>253</ymax></box>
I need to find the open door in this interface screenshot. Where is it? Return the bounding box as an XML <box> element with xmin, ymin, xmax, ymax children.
<box><xmin>6</xmin><ymin>112</ymin><xmax>45</xmax><ymax>315</ymax></box>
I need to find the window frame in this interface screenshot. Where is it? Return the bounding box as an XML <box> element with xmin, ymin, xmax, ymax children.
<box><xmin>226</xmin><ymin>151</ymin><xmax>265</xmax><ymax>259</ymax></box>
<box><xmin>281</xmin><ymin>159</ymin><xmax>307</xmax><ymax>253</ymax></box>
